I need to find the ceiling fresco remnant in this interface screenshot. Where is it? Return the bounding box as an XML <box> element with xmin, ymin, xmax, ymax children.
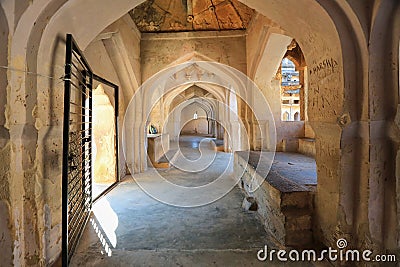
<box><xmin>130</xmin><ymin>0</ymin><xmax>255</xmax><ymax>32</ymax></box>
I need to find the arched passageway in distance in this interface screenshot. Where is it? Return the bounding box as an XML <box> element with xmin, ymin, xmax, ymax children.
<box><xmin>180</xmin><ymin>102</ymin><xmax>210</xmax><ymax>136</ymax></box>
<box><xmin>122</xmin><ymin>59</ymin><xmax>274</xmax><ymax>176</ymax></box>
<box><xmin>162</xmin><ymin>86</ymin><xmax>219</xmax><ymax>139</ymax></box>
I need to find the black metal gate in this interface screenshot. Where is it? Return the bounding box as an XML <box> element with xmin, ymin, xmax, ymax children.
<box><xmin>62</xmin><ymin>34</ymin><xmax>119</xmax><ymax>266</ymax></box>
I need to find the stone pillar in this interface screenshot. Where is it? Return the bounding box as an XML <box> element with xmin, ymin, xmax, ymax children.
<box><xmin>139</xmin><ymin>121</ymin><xmax>148</xmax><ymax>172</ymax></box>
<box><xmin>124</xmin><ymin>110</ymin><xmax>135</xmax><ymax>174</ymax></box>
<box><xmin>229</xmin><ymin>121</ymin><xmax>241</xmax><ymax>151</ymax></box>
<box><xmin>238</xmin><ymin>97</ymin><xmax>250</xmax><ymax>149</ymax></box>
<box><xmin>306</xmin><ymin>55</ymin><xmax>348</xmax><ymax>250</ymax></box>
<box><xmin>260</xmin><ymin>120</ymin><xmax>271</xmax><ymax>150</ymax></box>
<box><xmin>299</xmin><ymin>66</ymin><xmax>306</xmax><ymax>121</ymax></box>
<box><xmin>0</xmin><ymin>7</ymin><xmax>12</xmax><ymax>265</ymax></box>
<box><xmin>250</xmin><ymin>118</ymin><xmax>266</xmax><ymax>151</ymax></box>
<box><xmin>8</xmin><ymin>74</ymin><xmax>44</xmax><ymax>267</ymax></box>
<box><xmin>174</xmin><ymin>120</ymin><xmax>180</xmax><ymax>141</ymax></box>
<box><xmin>311</xmin><ymin>122</ymin><xmax>344</xmax><ymax>245</ymax></box>
<box><xmin>133</xmin><ymin>122</ymin><xmax>142</xmax><ymax>174</ymax></box>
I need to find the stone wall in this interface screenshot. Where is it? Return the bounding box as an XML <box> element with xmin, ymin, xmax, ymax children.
<box><xmin>298</xmin><ymin>138</ymin><xmax>316</xmax><ymax>158</ymax></box>
<box><xmin>140</xmin><ymin>30</ymin><xmax>247</xmax><ymax>81</ymax></box>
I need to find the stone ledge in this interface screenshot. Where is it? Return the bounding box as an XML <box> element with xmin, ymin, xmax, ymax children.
<box><xmin>234</xmin><ymin>151</ymin><xmax>316</xmax><ymax>248</ymax></box>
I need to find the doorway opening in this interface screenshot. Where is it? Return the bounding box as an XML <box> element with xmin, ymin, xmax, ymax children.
<box><xmin>91</xmin><ymin>78</ymin><xmax>119</xmax><ymax>200</ymax></box>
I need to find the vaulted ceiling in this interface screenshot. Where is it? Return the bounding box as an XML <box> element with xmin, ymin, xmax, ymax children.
<box><xmin>130</xmin><ymin>0</ymin><xmax>255</xmax><ymax>32</ymax></box>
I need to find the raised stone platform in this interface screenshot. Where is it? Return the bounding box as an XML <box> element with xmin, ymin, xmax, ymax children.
<box><xmin>213</xmin><ymin>139</ymin><xmax>224</xmax><ymax>152</ymax></box>
<box><xmin>234</xmin><ymin>151</ymin><xmax>317</xmax><ymax>248</ymax></box>
<box><xmin>147</xmin><ymin>134</ymin><xmax>170</xmax><ymax>168</ymax></box>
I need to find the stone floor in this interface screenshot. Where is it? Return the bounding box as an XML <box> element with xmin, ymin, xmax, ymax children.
<box><xmin>93</xmin><ymin>182</ymin><xmax>115</xmax><ymax>200</ymax></box>
<box><xmin>70</xmin><ymin>136</ymin><xmax>318</xmax><ymax>266</ymax></box>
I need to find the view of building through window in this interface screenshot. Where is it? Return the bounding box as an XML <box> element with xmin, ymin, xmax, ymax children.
<box><xmin>281</xmin><ymin>58</ymin><xmax>300</xmax><ymax>86</ymax></box>
<box><xmin>281</xmin><ymin>58</ymin><xmax>301</xmax><ymax>121</ymax></box>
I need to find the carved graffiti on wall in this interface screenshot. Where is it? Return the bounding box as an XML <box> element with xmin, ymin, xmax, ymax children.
<box><xmin>309</xmin><ymin>58</ymin><xmax>338</xmax><ymax>77</ymax></box>
<box><xmin>308</xmin><ymin>59</ymin><xmax>342</xmax><ymax>120</ymax></box>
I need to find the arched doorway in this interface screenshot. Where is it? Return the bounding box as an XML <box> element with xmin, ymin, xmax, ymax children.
<box><xmin>3</xmin><ymin>0</ymin><xmax>399</xmax><ymax>265</ymax></box>
<box><xmin>180</xmin><ymin>102</ymin><xmax>209</xmax><ymax>136</ymax></box>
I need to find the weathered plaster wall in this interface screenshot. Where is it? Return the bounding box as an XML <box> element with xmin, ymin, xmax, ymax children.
<box><xmin>0</xmin><ymin>200</ymin><xmax>12</xmax><ymax>266</ymax></box>
<box><xmin>2</xmin><ymin>1</ymin><xmax>66</xmax><ymax>265</ymax></box>
<box><xmin>85</xmin><ymin>41</ymin><xmax>119</xmax><ymax>86</ymax></box>
<box><xmin>276</xmin><ymin>122</ymin><xmax>305</xmax><ymax>152</ymax></box>
<box><xmin>140</xmin><ymin>30</ymin><xmax>247</xmax><ymax>81</ymax></box>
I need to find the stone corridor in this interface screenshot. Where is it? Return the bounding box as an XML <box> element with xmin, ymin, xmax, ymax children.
<box><xmin>1</xmin><ymin>1</ymin><xmax>398</xmax><ymax>265</ymax></box>
<box><xmin>70</xmin><ymin>136</ymin><xmax>275</xmax><ymax>266</ymax></box>
<box><xmin>69</xmin><ymin>136</ymin><xmax>321</xmax><ymax>266</ymax></box>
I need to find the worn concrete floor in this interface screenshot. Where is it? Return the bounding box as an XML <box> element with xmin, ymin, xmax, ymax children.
<box><xmin>70</xmin><ymin>136</ymin><xmax>315</xmax><ymax>267</ymax></box>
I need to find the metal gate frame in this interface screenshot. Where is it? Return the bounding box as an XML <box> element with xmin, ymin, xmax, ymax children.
<box><xmin>62</xmin><ymin>34</ymin><xmax>120</xmax><ymax>266</ymax></box>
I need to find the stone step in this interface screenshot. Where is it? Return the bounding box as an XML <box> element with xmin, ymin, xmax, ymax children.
<box><xmin>151</xmin><ymin>149</ymin><xmax>178</xmax><ymax>169</ymax></box>
<box><xmin>150</xmin><ymin>161</ymin><xmax>170</xmax><ymax>168</ymax></box>
<box><xmin>286</xmin><ymin>229</ymin><xmax>313</xmax><ymax>248</ymax></box>
<box><xmin>284</xmin><ymin>208</ymin><xmax>312</xmax><ymax>231</ymax></box>
<box><xmin>281</xmin><ymin>191</ymin><xmax>313</xmax><ymax>211</ymax></box>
